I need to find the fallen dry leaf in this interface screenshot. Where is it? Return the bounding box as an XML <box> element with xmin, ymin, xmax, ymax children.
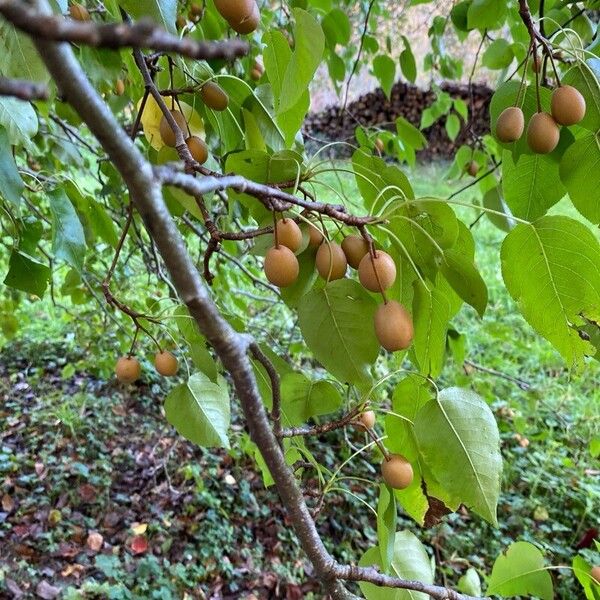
<box><xmin>86</xmin><ymin>531</ymin><xmax>103</xmax><ymax>552</ymax></box>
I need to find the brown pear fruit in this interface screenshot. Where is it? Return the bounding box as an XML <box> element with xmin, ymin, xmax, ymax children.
<box><xmin>466</xmin><ymin>160</ymin><xmax>479</xmax><ymax>177</ymax></box>
<box><xmin>115</xmin><ymin>356</ymin><xmax>141</xmax><ymax>384</ymax></box>
<box><xmin>154</xmin><ymin>351</ymin><xmax>178</xmax><ymax>377</ymax></box>
<box><xmin>275</xmin><ymin>218</ymin><xmax>302</xmax><ymax>252</ymax></box>
<box><xmin>551</xmin><ymin>84</ymin><xmax>586</xmax><ymax>126</ymax></box>
<box><xmin>229</xmin><ymin>1</ymin><xmax>260</xmax><ymax>34</ymax></box>
<box><xmin>381</xmin><ymin>454</ymin><xmax>414</xmax><ymax>490</ymax></box>
<box><xmin>358</xmin><ymin>251</ymin><xmax>396</xmax><ymax>292</ymax></box>
<box><xmin>115</xmin><ymin>79</ymin><xmax>125</xmax><ymax>96</ymax></box>
<box><xmin>527</xmin><ymin>112</ymin><xmax>560</xmax><ymax>154</ymax></box>
<box><xmin>69</xmin><ymin>3</ymin><xmax>90</xmax><ymax>21</ymax></box>
<box><xmin>590</xmin><ymin>566</ymin><xmax>600</xmax><ymax>584</ymax></box>
<box><xmin>374</xmin><ymin>301</ymin><xmax>414</xmax><ymax>351</ymax></box>
<box><xmin>358</xmin><ymin>410</ymin><xmax>376</xmax><ymax>429</ymax></box>
<box><xmin>315</xmin><ymin>242</ymin><xmax>347</xmax><ymax>281</ymax></box>
<box><xmin>190</xmin><ymin>2</ymin><xmax>202</xmax><ymax>16</ymax></box>
<box><xmin>176</xmin><ymin>14</ymin><xmax>187</xmax><ymax>29</ymax></box>
<box><xmin>201</xmin><ymin>81</ymin><xmax>229</xmax><ymax>111</ymax></box>
<box><xmin>264</xmin><ymin>246</ymin><xmax>299</xmax><ymax>287</ymax></box>
<box><xmin>214</xmin><ymin>0</ymin><xmax>255</xmax><ymax>22</ymax></box>
<box><xmin>186</xmin><ymin>136</ymin><xmax>208</xmax><ymax>164</ymax></box>
<box><xmin>308</xmin><ymin>225</ymin><xmax>324</xmax><ymax>248</ymax></box>
<box><xmin>341</xmin><ymin>235</ymin><xmax>369</xmax><ymax>269</ymax></box>
<box><xmin>496</xmin><ymin>106</ymin><xmax>525</xmax><ymax>143</ymax></box>
<box><xmin>250</xmin><ymin>67</ymin><xmax>262</xmax><ymax>81</ymax></box>
<box><xmin>159</xmin><ymin>110</ymin><xmax>187</xmax><ymax>147</ymax></box>
<box><xmin>375</xmin><ymin>138</ymin><xmax>385</xmax><ymax>153</ymax></box>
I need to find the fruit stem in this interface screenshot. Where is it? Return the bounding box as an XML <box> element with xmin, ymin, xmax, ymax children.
<box><xmin>515</xmin><ymin>43</ymin><xmax>532</xmax><ymax>108</ymax></box>
<box><xmin>128</xmin><ymin>326</ymin><xmax>140</xmax><ymax>357</ymax></box>
<box><xmin>273</xmin><ymin>211</ymin><xmax>280</xmax><ymax>248</ymax></box>
<box><xmin>533</xmin><ymin>39</ymin><xmax>542</xmax><ymax>113</ymax></box>
<box><xmin>364</xmin><ymin>426</ymin><xmax>391</xmax><ymax>461</ymax></box>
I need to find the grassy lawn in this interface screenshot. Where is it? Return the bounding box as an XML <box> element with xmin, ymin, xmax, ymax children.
<box><xmin>0</xmin><ymin>162</ymin><xmax>598</xmax><ymax>598</ymax></box>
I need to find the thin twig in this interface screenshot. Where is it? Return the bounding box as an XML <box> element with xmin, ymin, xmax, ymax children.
<box><xmin>0</xmin><ymin>76</ymin><xmax>48</xmax><ymax>100</ymax></box>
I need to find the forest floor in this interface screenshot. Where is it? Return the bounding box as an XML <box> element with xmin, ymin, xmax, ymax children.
<box><xmin>0</xmin><ymin>163</ymin><xmax>599</xmax><ymax>599</ymax></box>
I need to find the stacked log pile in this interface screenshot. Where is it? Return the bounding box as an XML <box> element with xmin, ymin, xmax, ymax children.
<box><xmin>303</xmin><ymin>81</ymin><xmax>493</xmax><ymax>161</ymax></box>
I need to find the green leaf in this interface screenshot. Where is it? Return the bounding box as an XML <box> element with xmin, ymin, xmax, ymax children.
<box><xmin>482</xmin><ymin>39</ymin><xmax>514</xmax><ymax>70</ymax></box>
<box><xmin>414</xmin><ymin>387</ymin><xmax>502</xmax><ymax>525</ymax></box>
<box><xmin>502</xmin><ymin>150</ymin><xmax>566</xmax><ymax>220</ymax></box>
<box><xmin>559</xmin><ymin>133</ymin><xmax>600</xmax><ymax>224</ymax></box>
<box><xmin>0</xmin><ymin>21</ymin><xmax>48</xmax><ymax>82</ymax></box>
<box><xmin>501</xmin><ymin>216</ymin><xmax>600</xmax><ymax>367</ymax></box>
<box><xmin>358</xmin><ymin>531</ymin><xmax>434</xmax><ymax>599</ymax></box>
<box><xmin>399</xmin><ymin>36</ymin><xmax>417</xmax><ymax>83</ymax></box>
<box><xmin>573</xmin><ymin>555</ymin><xmax>600</xmax><ymax>600</ymax></box>
<box><xmin>263</xmin><ymin>30</ymin><xmax>292</xmax><ymax>104</ymax></box>
<box><xmin>120</xmin><ymin>0</ymin><xmax>177</xmax><ymax>33</ymax></box>
<box><xmin>48</xmin><ymin>189</ymin><xmax>86</xmax><ymax>272</ymax></box>
<box><xmin>445</xmin><ymin>113</ymin><xmax>460</xmax><ymax>141</ymax></box>
<box><xmin>395</xmin><ymin>117</ymin><xmax>427</xmax><ymax>151</ymax></box>
<box><xmin>458</xmin><ymin>568</ymin><xmax>482</xmax><ymax>597</ymax></box>
<box><xmin>4</xmin><ymin>250</ymin><xmax>50</xmax><ymax>297</ymax></box>
<box><xmin>280</xmin><ymin>373</ymin><xmax>342</xmax><ymax>427</ymax></box>
<box><xmin>376</xmin><ymin>484</ymin><xmax>397</xmax><ymax>573</ymax></box>
<box><xmin>281</xmin><ymin>248</ymin><xmax>319</xmax><ymax>308</ymax></box>
<box><xmin>373</xmin><ymin>55</ymin><xmax>396</xmax><ymax>99</ymax></box>
<box><xmin>0</xmin><ymin>126</ymin><xmax>23</xmax><ymax>208</ymax></box>
<box><xmin>278</xmin><ymin>9</ymin><xmax>324</xmax><ymax>114</ymax></box>
<box><xmin>467</xmin><ymin>0</ymin><xmax>506</xmax><ymax>30</ymax></box>
<box><xmin>164</xmin><ymin>372</ymin><xmax>230</xmax><ymax>448</ymax></box>
<box><xmin>321</xmin><ymin>9</ymin><xmax>351</xmax><ymax>46</ymax></box>
<box><xmin>482</xmin><ymin>186</ymin><xmax>513</xmax><ymax>232</ymax></box>
<box><xmin>0</xmin><ymin>96</ymin><xmax>38</xmax><ymax>145</ymax></box>
<box><xmin>297</xmin><ymin>279</ymin><xmax>379</xmax><ymax>387</ymax></box>
<box><xmin>410</xmin><ymin>280</ymin><xmax>451</xmax><ymax>377</ymax></box>
<box><xmin>488</xmin><ymin>542</ymin><xmax>553</xmax><ymax>600</ymax></box>
<box><xmin>562</xmin><ymin>62</ymin><xmax>600</xmax><ymax>132</ymax></box>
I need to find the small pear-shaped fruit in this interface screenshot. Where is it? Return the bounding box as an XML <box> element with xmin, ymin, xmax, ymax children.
<box><xmin>308</xmin><ymin>225</ymin><xmax>324</xmax><ymax>248</ymax></box>
<box><xmin>496</xmin><ymin>106</ymin><xmax>525</xmax><ymax>143</ymax></box>
<box><xmin>551</xmin><ymin>84</ymin><xmax>586</xmax><ymax>126</ymax></box>
<box><xmin>190</xmin><ymin>2</ymin><xmax>202</xmax><ymax>16</ymax></box>
<box><xmin>186</xmin><ymin>136</ymin><xmax>208</xmax><ymax>164</ymax></box>
<box><xmin>176</xmin><ymin>14</ymin><xmax>187</xmax><ymax>29</ymax></box>
<box><xmin>159</xmin><ymin>110</ymin><xmax>187</xmax><ymax>147</ymax></box>
<box><xmin>375</xmin><ymin>138</ymin><xmax>385</xmax><ymax>153</ymax></box>
<box><xmin>341</xmin><ymin>235</ymin><xmax>369</xmax><ymax>269</ymax></box>
<box><xmin>115</xmin><ymin>79</ymin><xmax>125</xmax><ymax>96</ymax></box>
<box><xmin>115</xmin><ymin>356</ymin><xmax>141</xmax><ymax>384</ymax></box>
<box><xmin>315</xmin><ymin>242</ymin><xmax>347</xmax><ymax>281</ymax></box>
<box><xmin>214</xmin><ymin>0</ymin><xmax>255</xmax><ymax>22</ymax></box>
<box><xmin>358</xmin><ymin>410</ymin><xmax>376</xmax><ymax>429</ymax></box>
<box><xmin>154</xmin><ymin>351</ymin><xmax>178</xmax><ymax>376</ymax></box>
<box><xmin>466</xmin><ymin>160</ymin><xmax>478</xmax><ymax>177</ymax></box>
<box><xmin>229</xmin><ymin>1</ymin><xmax>260</xmax><ymax>34</ymax></box>
<box><xmin>374</xmin><ymin>301</ymin><xmax>413</xmax><ymax>351</ymax></box>
<box><xmin>381</xmin><ymin>454</ymin><xmax>413</xmax><ymax>490</ymax></box>
<box><xmin>69</xmin><ymin>2</ymin><xmax>90</xmax><ymax>21</ymax></box>
<box><xmin>276</xmin><ymin>218</ymin><xmax>302</xmax><ymax>252</ymax></box>
<box><xmin>250</xmin><ymin>61</ymin><xmax>264</xmax><ymax>81</ymax></box>
<box><xmin>201</xmin><ymin>81</ymin><xmax>229</xmax><ymax>111</ymax></box>
<box><xmin>591</xmin><ymin>566</ymin><xmax>600</xmax><ymax>584</ymax></box>
<box><xmin>264</xmin><ymin>246</ymin><xmax>299</xmax><ymax>287</ymax></box>
<box><xmin>527</xmin><ymin>112</ymin><xmax>560</xmax><ymax>154</ymax></box>
<box><xmin>358</xmin><ymin>251</ymin><xmax>396</xmax><ymax>292</ymax></box>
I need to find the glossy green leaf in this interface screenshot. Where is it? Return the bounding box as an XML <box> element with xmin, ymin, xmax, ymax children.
<box><xmin>321</xmin><ymin>9</ymin><xmax>351</xmax><ymax>46</ymax></box>
<box><xmin>399</xmin><ymin>36</ymin><xmax>417</xmax><ymax>83</ymax></box>
<box><xmin>376</xmin><ymin>484</ymin><xmax>396</xmax><ymax>573</ymax></box>
<box><xmin>164</xmin><ymin>372</ymin><xmax>230</xmax><ymax>448</ymax></box>
<box><xmin>501</xmin><ymin>216</ymin><xmax>600</xmax><ymax>367</ymax></box>
<box><xmin>120</xmin><ymin>0</ymin><xmax>177</xmax><ymax>33</ymax></box>
<box><xmin>373</xmin><ymin>55</ymin><xmax>396</xmax><ymax>99</ymax></box>
<box><xmin>0</xmin><ymin>96</ymin><xmax>38</xmax><ymax>145</ymax></box>
<box><xmin>358</xmin><ymin>531</ymin><xmax>434</xmax><ymax>599</ymax></box>
<box><xmin>4</xmin><ymin>250</ymin><xmax>50</xmax><ymax>297</ymax></box>
<box><xmin>572</xmin><ymin>555</ymin><xmax>600</xmax><ymax>600</ymax></box>
<box><xmin>467</xmin><ymin>0</ymin><xmax>506</xmax><ymax>30</ymax></box>
<box><xmin>48</xmin><ymin>189</ymin><xmax>86</xmax><ymax>272</ymax></box>
<box><xmin>297</xmin><ymin>279</ymin><xmax>378</xmax><ymax>387</ymax></box>
<box><xmin>559</xmin><ymin>133</ymin><xmax>600</xmax><ymax>224</ymax></box>
<box><xmin>458</xmin><ymin>568</ymin><xmax>482</xmax><ymax>597</ymax></box>
<box><xmin>488</xmin><ymin>542</ymin><xmax>553</xmax><ymax>599</ymax></box>
<box><xmin>445</xmin><ymin>113</ymin><xmax>460</xmax><ymax>141</ymax></box>
<box><xmin>482</xmin><ymin>39</ymin><xmax>514</xmax><ymax>70</ymax></box>
<box><xmin>414</xmin><ymin>387</ymin><xmax>502</xmax><ymax>525</ymax></box>
<box><xmin>0</xmin><ymin>125</ymin><xmax>23</xmax><ymax>208</ymax></box>
<box><xmin>0</xmin><ymin>21</ymin><xmax>48</xmax><ymax>82</ymax></box>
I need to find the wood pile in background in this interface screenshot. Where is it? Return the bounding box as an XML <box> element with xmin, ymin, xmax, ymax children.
<box><xmin>303</xmin><ymin>81</ymin><xmax>493</xmax><ymax>161</ymax></box>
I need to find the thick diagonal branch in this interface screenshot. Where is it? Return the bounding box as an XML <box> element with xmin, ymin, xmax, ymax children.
<box><xmin>0</xmin><ymin>1</ymin><xmax>248</xmax><ymax>61</ymax></box>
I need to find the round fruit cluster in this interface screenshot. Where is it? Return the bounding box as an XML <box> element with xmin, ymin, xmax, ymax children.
<box><xmin>496</xmin><ymin>84</ymin><xmax>586</xmax><ymax>153</ymax></box>
<box><xmin>264</xmin><ymin>219</ymin><xmax>414</xmax><ymax>353</ymax></box>
<box><xmin>357</xmin><ymin>411</ymin><xmax>414</xmax><ymax>490</ymax></box>
<box><xmin>158</xmin><ymin>80</ymin><xmax>230</xmax><ymax>162</ymax></box>
<box><xmin>115</xmin><ymin>351</ymin><xmax>179</xmax><ymax>384</ymax></box>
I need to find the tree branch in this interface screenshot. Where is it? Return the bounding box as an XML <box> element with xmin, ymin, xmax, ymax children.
<box><xmin>0</xmin><ymin>1</ymin><xmax>248</xmax><ymax>61</ymax></box>
<box><xmin>249</xmin><ymin>343</ymin><xmax>282</xmax><ymax>437</ymax></box>
<box><xmin>15</xmin><ymin>3</ymin><xmax>484</xmax><ymax>598</ymax></box>
<box><xmin>280</xmin><ymin>406</ymin><xmax>362</xmax><ymax>438</ymax></box>
<box><xmin>0</xmin><ymin>76</ymin><xmax>48</xmax><ymax>100</ymax></box>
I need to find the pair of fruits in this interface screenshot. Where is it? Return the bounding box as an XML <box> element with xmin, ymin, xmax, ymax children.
<box><xmin>356</xmin><ymin>411</ymin><xmax>414</xmax><ymax>490</ymax></box>
<box><xmin>115</xmin><ymin>351</ymin><xmax>179</xmax><ymax>384</ymax></box>
<box><xmin>263</xmin><ymin>219</ymin><xmax>414</xmax><ymax>352</ymax></box>
<box><xmin>214</xmin><ymin>0</ymin><xmax>260</xmax><ymax>34</ymax></box>
<box><xmin>496</xmin><ymin>84</ymin><xmax>586</xmax><ymax>154</ymax></box>
<box><xmin>159</xmin><ymin>109</ymin><xmax>209</xmax><ymax>164</ymax></box>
